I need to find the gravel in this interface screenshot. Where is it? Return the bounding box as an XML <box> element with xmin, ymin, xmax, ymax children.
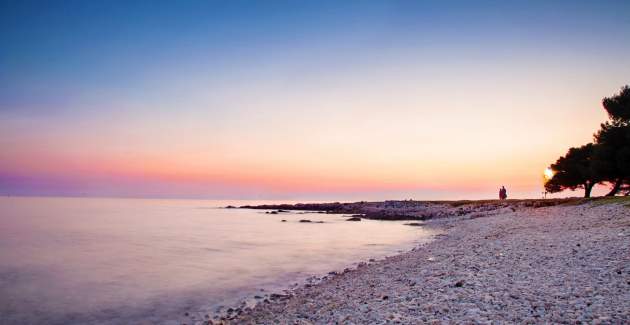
<box><xmin>209</xmin><ymin>203</ymin><xmax>630</xmax><ymax>324</ymax></box>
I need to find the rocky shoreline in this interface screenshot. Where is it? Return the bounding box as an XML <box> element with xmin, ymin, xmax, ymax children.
<box><xmin>237</xmin><ymin>198</ymin><xmax>578</xmax><ymax>221</ymax></box>
<box><xmin>188</xmin><ymin>198</ymin><xmax>630</xmax><ymax>324</ymax></box>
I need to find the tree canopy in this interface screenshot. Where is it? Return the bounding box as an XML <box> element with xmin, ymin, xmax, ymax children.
<box><xmin>545</xmin><ymin>144</ymin><xmax>599</xmax><ymax>198</ymax></box>
<box><xmin>602</xmin><ymin>85</ymin><xmax>630</xmax><ymax>123</ymax></box>
<box><xmin>592</xmin><ymin>122</ymin><xmax>630</xmax><ymax>195</ymax></box>
<box><xmin>595</xmin><ymin>86</ymin><xmax>630</xmax><ymax>195</ymax></box>
<box><xmin>546</xmin><ymin>85</ymin><xmax>630</xmax><ymax>197</ymax></box>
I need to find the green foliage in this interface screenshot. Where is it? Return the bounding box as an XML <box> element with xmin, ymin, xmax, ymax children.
<box><xmin>593</xmin><ymin>123</ymin><xmax>630</xmax><ymax>177</ymax></box>
<box><xmin>602</xmin><ymin>85</ymin><xmax>630</xmax><ymax>122</ymax></box>
<box><xmin>547</xmin><ymin>85</ymin><xmax>630</xmax><ymax>197</ymax></box>
<box><xmin>592</xmin><ymin>86</ymin><xmax>630</xmax><ymax>194</ymax></box>
<box><xmin>545</xmin><ymin>144</ymin><xmax>599</xmax><ymax>197</ymax></box>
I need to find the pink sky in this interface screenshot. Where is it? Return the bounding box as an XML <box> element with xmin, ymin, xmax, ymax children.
<box><xmin>2</xmin><ymin>1</ymin><xmax>630</xmax><ymax>200</ymax></box>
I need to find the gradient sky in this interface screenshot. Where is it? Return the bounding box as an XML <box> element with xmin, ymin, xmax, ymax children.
<box><xmin>1</xmin><ymin>0</ymin><xmax>630</xmax><ymax>200</ymax></box>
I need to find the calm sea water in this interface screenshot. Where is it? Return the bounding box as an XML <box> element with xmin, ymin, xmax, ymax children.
<box><xmin>0</xmin><ymin>197</ymin><xmax>433</xmax><ymax>324</ymax></box>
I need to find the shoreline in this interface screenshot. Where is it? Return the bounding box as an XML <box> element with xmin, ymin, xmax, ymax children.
<box><xmin>236</xmin><ymin>198</ymin><xmax>584</xmax><ymax>221</ymax></box>
<box><xmin>196</xmin><ymin>198</ymin><xmax>630</xmax><ymax>324</ymax></box>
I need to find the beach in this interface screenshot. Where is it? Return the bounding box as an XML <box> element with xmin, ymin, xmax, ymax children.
<box><xmin>207</xmin><ymin>199</ymin><xmax>630</xmax><ymax>324</ymax></box>
<box><xmin>4</xmin><ymin>2</ymin><xmax>630</xmax><ymax>324</ymax></box>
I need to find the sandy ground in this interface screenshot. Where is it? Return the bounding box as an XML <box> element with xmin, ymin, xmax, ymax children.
<box><xmin>204</xmin><ymin>202</ymin><xmax>630</xmax><ymax>324</ymax></box>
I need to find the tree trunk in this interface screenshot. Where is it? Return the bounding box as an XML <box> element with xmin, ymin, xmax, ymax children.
<box><xmin>584</xmin><ymin>182</ymin><xmax>594</xmax><ymax>198</ymax></box>
<box><xmin>605</xmin><ymin>178</ymin><xmax>623</xmax><ymax>196</ymax></box>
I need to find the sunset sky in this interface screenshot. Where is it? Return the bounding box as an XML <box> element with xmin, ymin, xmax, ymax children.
<box><xmin>1</xmin><ymin>1</ymin><xmax>630</xmax><ymax>200</ymax></box>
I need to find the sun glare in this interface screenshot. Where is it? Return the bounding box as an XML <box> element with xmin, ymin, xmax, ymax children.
<box><xmin>544</xmin><ymin>167</ymin><xmax>554</xmax><ymax>180</ymax></box>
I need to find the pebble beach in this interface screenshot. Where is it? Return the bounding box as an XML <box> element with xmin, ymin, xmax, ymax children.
<box><xmin>207</xmin><ymin>200</ymin><xmax>630</xmax><ymax>324</ymax></box>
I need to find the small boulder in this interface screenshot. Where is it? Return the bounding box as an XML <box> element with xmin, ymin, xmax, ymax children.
<box><xmin>346</xmin><ymin>216</ymin><xmax>362</xmax><ymax>221</ymax></box>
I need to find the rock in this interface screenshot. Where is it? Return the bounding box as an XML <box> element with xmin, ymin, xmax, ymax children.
<box><xmin>300</xmin><ymin>219</ymin><xmax>324</xmax><ymax>223</ymax></box>
<box><xmin>225</xmin><ymin>205</ymin><xmax>236</xmax><ymax>209</ymax></box>
<box><xmin>346</xmin><ymin>216</ymin><xmax>362</xmax><ymax>221</ymax></box>
<box><xmin>404</xmin><ymin>222</ymin><xmax>424</xmax><ymax>226</ymax></box>
<box><xmin>270</xmin><ymin>293</ymin><xmax>290</xmax><ymax>300</ymax></box>
<box><xmin>222</xmin><ymin>202</ymin><xmax>630</xmax><ymax>324</ymax></box>
<box><xmin>269</xmin><ymin>211</ymin><xmax>278</xmax><ymax>214</ymax></box>
<box><xmin>364</xmin><ymin>211</ymin><xmax>424</xmax><ymax>220</ymax></box>
<box><xmin>281</xmin><ymin>219</ymin><xmax>287</xmax><ymax>222</ymax></box>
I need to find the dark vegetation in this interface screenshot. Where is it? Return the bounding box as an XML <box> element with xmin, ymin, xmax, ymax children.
<box><xmin>545</xmin><ymin>86</ymin><xmax>630</xmax><ymax>197</ymax></box>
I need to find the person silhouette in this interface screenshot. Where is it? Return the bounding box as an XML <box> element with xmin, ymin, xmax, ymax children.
<box><xmin>499</xmin><ymin>186</ymin><xmax>507</xmax><ymax>200</ymax></box>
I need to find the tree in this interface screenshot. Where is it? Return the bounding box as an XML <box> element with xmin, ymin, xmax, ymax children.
<box><xmin>592</xmin><ymin>85</ymin><xmax>630</xmax><ymax>195</ymax></box>
<box><xmin>592</xmin><ymin>124</ymin><xmax>630</xmax><ymax>195</ymax></box>
<box><xmin>602</xmin><ymin>85</ymin><xmax>630</xmax><ymax>122</ymax></box>
<box><xmin>545</xmin><ymin>143</ymin><xmax>600</xmax><ymax>198</ymax></box>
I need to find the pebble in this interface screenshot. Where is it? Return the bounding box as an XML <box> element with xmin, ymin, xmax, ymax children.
<box><xmin>221</xmin><ymin>203</ymin><xmax>630</xmax><ymax>324</ymax></box>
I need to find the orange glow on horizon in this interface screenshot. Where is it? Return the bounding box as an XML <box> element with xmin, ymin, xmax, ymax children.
<box><xmin>1</xmin><ymin>143</ymin><xmax>547</xmax><ymax>196</ymax></box>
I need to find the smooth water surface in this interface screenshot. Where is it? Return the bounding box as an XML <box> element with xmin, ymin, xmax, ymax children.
<box><xmin>0</xmin><ymin>197</ymin><xmax>433</xmax><ymax>324</ymax></box>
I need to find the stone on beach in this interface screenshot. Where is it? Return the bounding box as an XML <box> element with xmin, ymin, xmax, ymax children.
<box><xmin>299</xmin><ymin>219</ymin><xmax>324</xmax><ymax>223</ymax></box>
<box><xmin>228</xmin><ymin>202</ymin><xmax>630</xmax><ymax>324</ymax></box>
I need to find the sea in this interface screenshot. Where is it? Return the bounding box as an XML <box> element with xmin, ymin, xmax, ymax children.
<box><xmin>0</xmin><ymin>197</ymin><xmax>433</xmax><ymax>324</ymax></box>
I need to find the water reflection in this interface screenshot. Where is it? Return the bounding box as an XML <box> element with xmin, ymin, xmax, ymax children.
<box><xmin>0</xmin><ymin>197</ymin><xmax>433</xmax><ymax>324</ymax></box>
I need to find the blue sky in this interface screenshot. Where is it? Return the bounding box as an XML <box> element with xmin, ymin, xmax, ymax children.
<box><xmin>1</xmin><ymin>0</ymin><xmax>630</xmax><ymax>200</ymax></box>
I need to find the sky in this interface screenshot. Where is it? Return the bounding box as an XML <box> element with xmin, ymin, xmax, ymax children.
<box><xmin>1</xmin><ymin>0</ymin><xmax>630</xmax><ymax>201</ymax></box>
